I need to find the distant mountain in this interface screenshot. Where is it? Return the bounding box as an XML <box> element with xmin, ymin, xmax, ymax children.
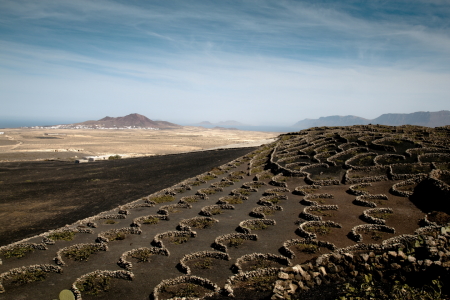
<box><xmin>292</xmin><ymin>110</ymin><xmax>450</xmax><ymax>129</ymax></box>
<box><xmin>198</xmin><ymin>121</ymin><xmax>213</xmax><ymax>126</ymax></box>
<box><xmin>75</xmin><ymin>113</ymin><xmax>182</xmax><ymax>129</ymax></box>
<box><xmin>372</xmin><ymin>111</ymin><xmax>450</xmax><ymax>127</ymax></box>
<box><xmin>292</xmin><ymin>115</ymin><xmax>370</xmax><ymax>129</ymax></box>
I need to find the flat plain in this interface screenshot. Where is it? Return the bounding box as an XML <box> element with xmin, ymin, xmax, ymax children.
<box><xmin>0</xmin><ymin>127</ymin><xmax>277</xmax><ymax>162</ymax></box>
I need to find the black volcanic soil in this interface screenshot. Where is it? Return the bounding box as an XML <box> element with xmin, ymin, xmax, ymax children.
<box><xmin>0</xmin><ymin>148</ymin><xmax>256</xmax><ymax>246</ymax></box>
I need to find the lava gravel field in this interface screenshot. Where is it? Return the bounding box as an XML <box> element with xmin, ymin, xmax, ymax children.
<box><xmin>0</xmin><ymin>148</ymin><xmax>256</xmax><ymax>246</ymax></box>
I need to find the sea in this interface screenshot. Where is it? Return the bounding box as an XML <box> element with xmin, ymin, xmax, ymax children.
<box><xmin>0</xmin><ymin>119</ymin><xmax>298</xmax><ymax>133</ymax></box>
<box><xmin>0</xmin><ymin>118</ymin><xmax>77</xmax><ymax>129</ymax></box>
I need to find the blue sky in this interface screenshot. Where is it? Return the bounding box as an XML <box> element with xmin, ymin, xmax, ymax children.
<box><xmin>1</xmin><ymin>0</ymin><xmax>449</xmax><ymax>127</ymax></box>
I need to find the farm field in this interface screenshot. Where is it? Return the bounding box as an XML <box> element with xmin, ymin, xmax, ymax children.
<box><xmin>1</xmin><ymin>124</ymin><xmax>450</xmax><ymax>300</ymax></box>
<box><xmin>0</xmin><ymin>148</ymin><xmax>258</xmax><ymax>247</ymax></box>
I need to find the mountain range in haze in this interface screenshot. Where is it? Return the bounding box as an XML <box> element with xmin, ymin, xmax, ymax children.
<box><xmin>22</xmin><ymin>110</ymin><xmax>448</xmax><ymax>131</ymax></box>
<box><xmin>74</xmin><ymin>113</ymin><xmax>181</xmax><ymax>129</ymax></box>
<box><xmin>292</xmin><ymin>110</ymin><xmax>450</xmax><ymax>129</ymax></box>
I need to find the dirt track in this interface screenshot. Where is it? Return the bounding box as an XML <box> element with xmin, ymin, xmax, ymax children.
<box><xmin>0</xmin><ymin>147</ymin><xmax>256</xmax><ymax>246</ymax></box>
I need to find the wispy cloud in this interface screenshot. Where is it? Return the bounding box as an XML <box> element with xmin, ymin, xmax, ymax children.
<box><xmin>1</xmin><ymin>0</ymin><xmax>449</xmax><ymax>125</ymax></box>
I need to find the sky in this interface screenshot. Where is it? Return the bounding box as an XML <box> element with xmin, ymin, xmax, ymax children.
<box><xmin>1</xmin><ymin>0</ymin><xmax>450</xmax><ymax>127</ymax></box>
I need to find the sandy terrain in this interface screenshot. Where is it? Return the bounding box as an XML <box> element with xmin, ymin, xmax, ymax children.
<box><xmin>0</xmin><ymin>127</ymin><xmax>278</xmax><ymax>162</ymax></box>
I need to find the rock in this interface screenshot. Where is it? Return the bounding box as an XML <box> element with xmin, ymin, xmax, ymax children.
<box><xmin>388</xmin><ymin>251</ymin><xmax>397</xmax><ymax>258</ymax></box>
<box><xmin>271</xmin><ymin>293</ymin><xmax>284</xmax><ymax>300</ymax></box>
<box><xmin>288</xmin><ymin>282</ymin><xmax>298</xmax><ymax>294</ymax></box>
<box><xmin>318</xmin><ymin>266</ymin><xmax>327</xmax><ymax>276</ymax></box>
<box><xmin>315</xmin><ymin>277</ymin><xmax>322</xmax><ymax>285</ymax></box>
<box><xmin>327</xmin><ymin>263</ymin><xmax>338</xmax><ymax>273</ymax></box>
<box><xmin>348</xmin><ymin>263</ymin><xmax>356</xmax><ymax>271</ymax></box>
<box><xmin>428</xmin><ymin>247</ymin><xmax>439</xmax><ymax>255</ymax></box>
<box><xmin>397</xmin><ymin>250</ymin><xmax>407</xmax><ymax>260</ymax></box>
<box><xmin>373</xmin><ymin>270</ymin><xmax>384</xmax><ymax>281</ymax></box>
<box><xmin>330</xmin><ymin>253</ymin><xmax>342</xmax><ymax>262</ymax></box>
<box><xmin>278</xmin><ymin>272</ymin><xmax>290</xmax><ymax>280</ymax></box>
<box><xmin>315</xmin><ymin>256</ymin><xmax>326</xmax><ymax>266</ymax></box>
<box><xmin>442</xmin><ymin>261</ymin><xmax>450</xmax><ymax>268</ymax></box>
<box><xmin>291</xmin><ymin>265</ymin><xmax>302</xmax><ymax>274</ymax></box>
<box><xmin>343</xmin><ymin>253</ymin><xmax>353</xmax><ymax>261</ymax></box>
<box><xmin>273</xmin><ymin>283</ymin><xmax>285</xmax><ymax>292</ymax></box>
<box><xmin>297</xmin><ymin>266</ymin><xmax>311</xmax><ymax>281</ymax></box>
<box><xmin>275</xmin><ymin>280</ymin><xmax>287</xmax><ymax>288</ymax></box>
<box><xmin>284</xmin><ymin>267</ymin><xmax>295</xmax><ymax>273</ymax></box>
<box><xmin>424</xmin><ymin>259</ymin><xmax>433</xmax><ymax>267</ymax></box>
<box><xmin>305</xmin><ymin>280</ymin><xmax>315</xmax><ymax>288</ymax></box>
<box><xmin>407</xmin><ymin>255</ymin><xmax>416</xmax><ymax>263</ymax></box>
<box><xmin>360</xmin><ymin>253</ymin><xmax>369</xmax><ymax>262</ymax></box>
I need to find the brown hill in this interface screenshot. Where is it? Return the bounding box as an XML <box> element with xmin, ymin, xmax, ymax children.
<box><xmin>76</xmin><ymin>113</ymin><xmax>182</xmax><ymax>129</ymax></box>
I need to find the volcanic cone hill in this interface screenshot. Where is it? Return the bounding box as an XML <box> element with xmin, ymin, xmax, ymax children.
<box><xmin>74</xmin><ymin>113</ymin><xmax>182</xmax><ymax>129</ymax></box>
<box><xmin>1</xmin><ymin>124</ymin><xmax>450</xmax><ymax>300</ymax></box>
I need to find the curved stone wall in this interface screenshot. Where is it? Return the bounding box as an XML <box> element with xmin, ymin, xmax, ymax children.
<box><xmin>199</xmin><ymin>204</ymin><xmax>235</xmax><ymax>216</ymax></box>
<box><xmin>212</xmin><ymin>233</ymin><xmax>258</xmax><ymax>253</ymax></box>
<box><xmin>301</xmin><ymin>193</ymin><xmax>334</xmax><ymax>206</ymax></box>
<box><xmin>361</xmin><ymin>208</ymin><xmax>393</xmax><ymax>225</ymax></box>
<box><xmin>96</xmin><ymin>227</ymin><xmax>141</xmax><ymax>243</ymax></box>
<box><xmin>71</xmin><ymin>270</ymin><xmax>133</xmax><ymax>300</ymax></box>
<box><xmin>352</xmin><ymin>194</ymin><xmax>388</xmax><ymax>208</ymax></box>
<box><xmin>117</xmin><ymin>247</ymin><xmax>169</xmax><ymax>271</ymax></box>
<box><xmin>280</xmin><ymin>238</ymin><xmax>337</xmax><ymax>259</ymax></box>
<box><xmin>232</xmin><ymin>253</ymin><xmax>290</xmax><ymax>273</ymax></box>
<box><xmin>347</xmin><ymin>183</ymin><xmax>372</xmax><ymax>196</ymax></box>
<box><xmin>177</xmin><ymin>251</ymin><xmax>230</xmax><ymax>275</ymax></box>
<box><xmin>0</xmin><ymin>264</ymin><xmax>62</xmax><ymax>293</ymax></box>
<box><xmin>293</xmin><ymin>184</ymin><xmax>322</xmax><ymax>196</ymax></box>
<box><xmin>237</xmin><ymin>219</ymin><xmax>276</xmax><ymax>234</ymax></box>
<box><xmin>299</xmin><ymin>205</ymin><xmax>339</xmax><ymax>221</ymax></box>
<box><xmin>223</xmin><ymin>267</ymin><xmax>279</xmax><ymax>297</ymax></box>
<box><xmin>249</xmin><ymin>205</ymin><xmax>283</xmax><ymax>219</ymax></box>
<box><xmin>151</xmin><ymin>230</ymin><xmax>197</xmax><ymax>249</ymax></box>
<box><xmin>348</xmin><ymin>224</ymin><xmax>396</xmax><ymax>242</ymax></box>
<box><xmin>153</xmin><ymin>275</ymin><xmax>220</xmax><ymax>300</ymax></box>
<box><xmin>176</xmin><ymin>217</ymin><xmax>219</xmax><ymax>232</ymax></box>
<box><xmin>54</xmin><ymin>243</ymin><xmax>108</xmax><ymax>266</ymax></box>
<box><xmin>296</xmin><ymin>221</ymin><xmax>342</xmax><ymax>239</ymax></box>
